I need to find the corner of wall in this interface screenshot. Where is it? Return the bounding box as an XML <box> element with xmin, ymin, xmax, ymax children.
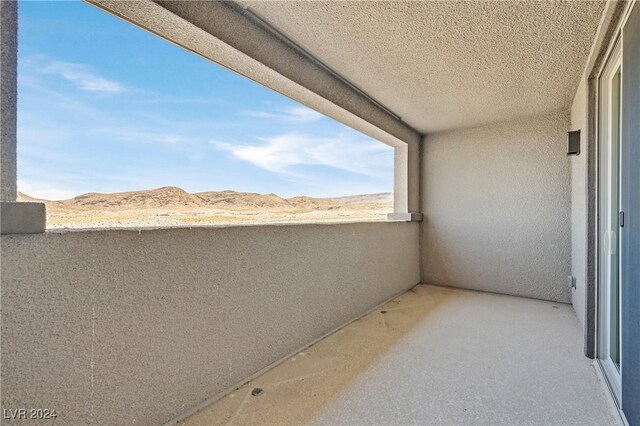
<box><xmin>419</xmin><ymin>111</ymin><xmax>572</xmax><ymax>302</ymax></box>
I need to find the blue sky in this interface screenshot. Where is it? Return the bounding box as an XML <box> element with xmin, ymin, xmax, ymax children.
<box><xmin>17</xmin><ymin>0</ymin><xmax>393</xmax><ymax>200</ymax></box>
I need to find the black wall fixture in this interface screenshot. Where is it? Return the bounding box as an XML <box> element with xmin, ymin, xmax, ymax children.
<box><xmin>567</xmin><ymin>130</ymin><xmax>581</xmax><ymax>155</ymax></box>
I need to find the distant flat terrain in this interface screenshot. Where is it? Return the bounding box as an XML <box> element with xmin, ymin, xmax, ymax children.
<box><xmin>18</xmin><ymin>187</ymin><xmax>392</xmax><ymax>229</ymax></box>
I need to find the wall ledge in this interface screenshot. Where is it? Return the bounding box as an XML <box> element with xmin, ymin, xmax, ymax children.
<box><xmin>387</xmin><ymin>212</ymin><xmax>423</xmax><ymax>222</ymax></box>
<box><xmin>1</xmin><ymin>202</ymin><xmax>46</xmax><ymax>234</ymax></box>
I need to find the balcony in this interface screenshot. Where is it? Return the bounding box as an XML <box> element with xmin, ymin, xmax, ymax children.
<box><xmin>1</xmin><ymin>0</ymin><xmax>638</xmax><ymax>424</ymax></box>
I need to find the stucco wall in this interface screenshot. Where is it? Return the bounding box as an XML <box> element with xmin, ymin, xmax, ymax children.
<box><xmin>1</xmin><ymin>222</ymin><xmax>419</xmax><ymax>425</ymax></box>
<box><xmin>570</xmin><ymin>78</ymin><xmax>588</xmax><ymax>327</ymax></box>
<box><xmin>0</xmin><ymin>0</ymin><xmax>17</xmax><ymax>201</ymax></box>
<box><xmin>421</xmin><ymin>111</ymin><xmax>571</xmax><ymax>303</ymax></box>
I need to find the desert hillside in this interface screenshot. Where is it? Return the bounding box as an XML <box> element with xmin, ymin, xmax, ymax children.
<box><xmin>327</xmin><ymin>193</ymin><xmax>393</xmax><ymax>205</ymax></box>
<box><xmin>17</xmin><ymin>187</ymin><xmax>392</xmax><ymax>229</ymax></box>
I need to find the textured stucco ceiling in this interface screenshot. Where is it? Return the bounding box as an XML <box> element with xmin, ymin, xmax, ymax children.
<box><xmin>238</xmin><ymin>1</ymin><xmax>605</xmax><ymax>134</ymax></box>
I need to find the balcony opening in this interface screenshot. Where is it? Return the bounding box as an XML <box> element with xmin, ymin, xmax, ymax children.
<box><xmin>16</xmin><ymin>0</ymin><xmax>393</xmax><ymax>230</ymax></box>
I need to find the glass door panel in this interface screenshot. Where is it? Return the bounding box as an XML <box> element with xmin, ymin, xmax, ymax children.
<box><xmin>608</xmin><ymin>69</ymin><xmax>621</xmax><ymax>372</ymax></box>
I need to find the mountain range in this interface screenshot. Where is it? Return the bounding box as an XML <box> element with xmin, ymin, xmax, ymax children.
<box><xmin>17</xmin><ymin>187</ymin><xmax>392</xmax><ymax>211</ymax></box>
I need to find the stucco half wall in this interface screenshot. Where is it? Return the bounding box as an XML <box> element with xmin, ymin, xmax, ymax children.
<box><xmin>0</xmin><ymin>222</ymin><xmax>419</xmax><ymax>425</ymax></box>
<box><xmin>421</xmin><ymin>111</ymin><xmax>571</xmax><ymax>303</ymax></box>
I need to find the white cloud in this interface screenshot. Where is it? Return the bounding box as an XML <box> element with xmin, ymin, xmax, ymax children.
<box><xmin>42</xmin><ymin>60</ymin><xmax>124</xmax><ymax>93</ymax></box>
<box><xmin>243</xmin><ymin>106</ymin><xmax>324</xmax><ymax>123</ymax></box>
<box><xmin>210</xmin><ymin>132</ymin><xmax>392</xmax><ymax>177</ymax></box>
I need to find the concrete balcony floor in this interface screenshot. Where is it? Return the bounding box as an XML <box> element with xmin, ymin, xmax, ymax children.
<box><xmin>181</xmin><ymin>285</ymin><xmax>619</xmax><ymax>425</ymax></box>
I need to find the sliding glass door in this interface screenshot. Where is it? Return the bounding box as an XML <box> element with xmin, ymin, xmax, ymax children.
<box><xmin>598</xmin><ymin>40</ymin><xmax>622</xmax><ymax>402</ymax></box>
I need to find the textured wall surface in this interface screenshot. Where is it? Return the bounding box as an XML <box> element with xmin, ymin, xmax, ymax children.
<box><xmin>0</xmin><ymin>0</ymin><xmax>17</xmax><ymax>201</ymax></box>
<box><xmin>421</xmin><ymin>112</ymin><xmax>571</xmax><ymax>303</ymax></box>
<box><xmin>1</xmin><ymin>222</ymin><xmax>419</xmax><ymax>425</ymax></box>
<box><xmin>570</xmin><ymin>78</ymin><xmax>588</xmax><ymax>328</ymax></box>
